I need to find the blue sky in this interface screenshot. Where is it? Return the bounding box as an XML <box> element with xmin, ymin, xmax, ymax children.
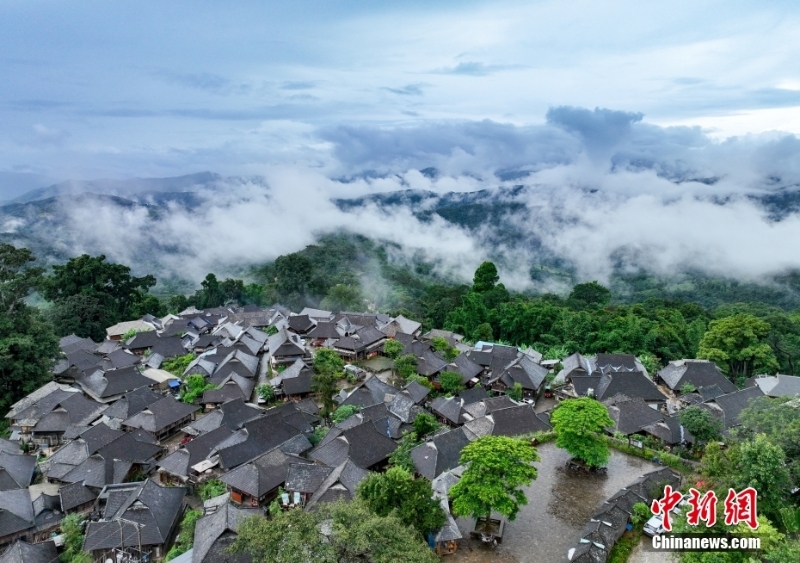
<box><xmin>2</xmin><ymin>0</ymin><xmax>800</xmax><ymax>182</ymax></box>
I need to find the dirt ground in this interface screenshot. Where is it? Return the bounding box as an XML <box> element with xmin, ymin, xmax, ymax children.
<box><xmin>447</xmin><ymin>537</ymin><xmax>519</xmax><ymax>563</ymax></box>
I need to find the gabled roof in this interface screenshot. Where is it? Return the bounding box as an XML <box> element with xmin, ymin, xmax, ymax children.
<box><xmin>122</xmin><ymin>396</ymin><xmax>198</xmax><ymax>434</ymax></box>
<box><xmin>0</xmin><ymin>453</ymin><xmax>35</xmax><ymax>492</ymax></box>
<box><xmin>748</xmin><ymin>374</ymin><xmax>800</xmax><ymax>398</ymax></box>
<box><xmin>491</xmin><ymin>405</ymin><xmax>552</xmax><ymax>436</ymax></box>
<box><xmin>309</xmin><ymin>419</ymin><xmax>397</xmax><ymax>469</ymax></box>
<box><xmin>448</xmin><ymin>353</ymin><xmax>483</xmax><ymax>383</ymax></box>
<box><xmin>6</xmin><ymin>382</ymin><xmax>80</xmax><ymax>423</ymax></box>
<box><xmin>267</xmin><ymin>329</ymin><xmax>305</xmax><ymax>358</ymax></box>
<box><xmin>410</xmin><ymin>428</ymin><xmax>470</xmax><ymax>480</ymax></box>
<box><xmin>220</xmin><ymin>448</ymin><xmax>312</xmax><ymax>499</ymax></box>
<box><xmin>124</xmin><ymin>330</ymin><xmax>161</xmax><ymax>351</ymax></box>
<box><xmin>159</xmin><ymin>426</ymin><xmax>233</xmax><ymax>478</ymax></box>
<box><xmin>0</xmin><ymin>489</ymin><xmax>34</xmax><ymax>538</ymax></box>
<box><xmin>285</xmin><ymin>463</ymin><xmax>334</xmax><ymax>494</ymax></box>
<box><xmin>59</xmin><ymin>481</ymin><xmax>97</xmax><ymax>512</ymax></box>
<box><xmin>603</xmin><ymin>395</ymin><xmax>664</xmax><ymax>435</ymax></box>
<box><xmin>76</xmin><ymin>366</ymin><xmax>153</xmax><ymax>401</ymax></box>
<box><xmin>595</xmin><ymin>354</ymin><xmax>638</xmax><ymax>371</ymax></box>
<box><xmin>430</xmin><ymin>397</ymin><xmax>463</xmax><ymax>425</ymax></box>
<box><xmin>403</xmin><ymin>381</ymin><xmax>431</xmax><ymax>404</ymax></box>
<box><xmin>306</xmin><ymin>321</ymin><xmax>342</xmax><ymax>339</ymax></box>
<box><xmin>0</xmin><ymin>540</ymin><xmax>58</xmax><ymax>563</ymax></box>
<box><xmin>306</xmin><ymin>459</ymin><xmax>368</xmax><ymax>508</ymax></box>
<box><xmin>500</xmin><ymin>355</ymin><xmax>548</xmax><ymax>391</ymax></box>
<box><xmin>105</xmin><ymin>320</ymin><xmax>154</xmax><ymax>338</ymax></box>
<box><xmin>457</xmin><ymin>386</ymin><xmax>489</xmax><ymax>405</ymax></box>
<box><xmin>218</xmin><ymin>398</ymin><xmax>264</xmax><ymax>431</ymax></box>
<box><xmin>287</xmin><ymin>314</ymin><xmax>315</xmax><ymax>334</ymax></box>
<box><xmin>659</xmin><ymin>360</ymin><xmax>737</xmax><ymax>394</ymax></box>
<box><xmin>710</xmin><ymin>385</ymin><xmax>765</xmax><ymax>428</ymax></box>
<box><xmin>80</xmin><ymin>422</ymin><xmax>124</xmax><ymax>454</ymax></box>
<box><xmin>217</xmin><ymin>413</ymin><xmax>302</xmax><ymax>469</ymax></box>
<box><xmin>98</xmin><ymin>432</ymin><xmax>162</xmax><ymax>464</ymax></box>
<box><xmin>192</xmin><ymin>502</ymin><xmax>260</xmax><ymax>563</ymax></box>
<box><xmin>595</xmin><ymin>371</ymin><xmax>666</xmax><ymax>402</ymax></box>
<box><xmin>60</xmin><ymin>334</ymin><xmax>98</xmax><ymax>354</ymax></box>
<box><xmin>83</xmin><ymin>480</ymin><xmax>186</xmax><ymax>551</ymax></box>
<box><xmin>339</xmin><ymin>376</ymin><xmax>399</xmax><ymax>409</ymax></box>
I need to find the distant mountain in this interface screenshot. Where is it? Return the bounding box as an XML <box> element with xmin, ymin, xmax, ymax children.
<box><xmin>11</xmin><ymin>171</ymin><xmax>222</xmax><ymax>204</ymax></box>
<box><xmin>0</xmin><ymin>171</ymin><xmax>58</xmax><ymax>203</ymax></box>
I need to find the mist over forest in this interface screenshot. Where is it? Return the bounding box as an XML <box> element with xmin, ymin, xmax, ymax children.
<box><xmin>2</xmin><ymin>107</ymin><xmax>800</xmax><ymax>303</ymax></box>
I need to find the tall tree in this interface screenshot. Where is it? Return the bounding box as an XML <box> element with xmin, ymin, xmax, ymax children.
<box><xmin>232</xmin><ymin>500</ymin><xmax>438</xmax><ymax>563</ymax></box>
<box><xmin>550</xmin><ymin>397</ymin><xmax>614</xmax><ymax>468</ymax></box>
<box><xmin>42</xmin><ymin>253</ymin><xmax>159</xmax><ymax>339</ymax></box>
<box><xmin>698</xmin><ymin>313</ymin><xmax>779</xmax><ymax>382</ymax></box>
<box><xmin>357</xmin><ymin>466</ymin><xmax>446</xmax><ymax>538</ymax></box>
<box><xmin>568</xmin><ymin>281</ymin><xmax>611</xmax><ymax>308</ymax></box>
<box><xmin>472</xmin><ymin>261</ymin><xmax>499</xmax><ymax>293</ymax></box>
<box><xmin>678</xmin><ymin>406</ymin><xmax>722</xmax><ymax>445</ymax></box>
<box><xmin>450</xmin><ymin>435</ymin><xmax>539</xmax><ymax>521</ymax></box>
<box><xmin>734</xmin><ymin>434</ymin><xmax>792</xmax><ymax>522</ymax></box>
<box><xmin>312</xmin><ymin>348</ymin><xmax>345</xmax><ymax>416</ymax></box>
<box><xmin>0</xmin><ymin>244</ymin><xmax>59</xmax><ymax>418</ymax></box>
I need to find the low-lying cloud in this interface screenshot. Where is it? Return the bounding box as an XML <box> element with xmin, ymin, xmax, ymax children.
<box><xmin>6</xmin><ymin>106</ymin><xmax>800</xmax><ymax>292</ymax></box>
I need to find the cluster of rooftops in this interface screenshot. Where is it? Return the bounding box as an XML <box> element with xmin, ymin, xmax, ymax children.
<box><xmin>1</xmin><ymin>302</ymin><xmax>798</xmax><ymax>563</ymax></box>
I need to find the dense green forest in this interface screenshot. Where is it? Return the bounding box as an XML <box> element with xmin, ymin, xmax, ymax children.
<box><xmin>3</xmin><ymin>232</ymin><xmax>800</xmax><ymax>416</ymax></box>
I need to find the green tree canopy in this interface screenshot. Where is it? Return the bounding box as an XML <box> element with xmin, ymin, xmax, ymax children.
<box><xmin>678</xmin><ymin>406</ymin><xmax>723</xmax><ymax>445</ymax></box>
<box><xmin>332</xmin><ymin>404</ymin><xmax>359</xmax><ymax>424</ymax></box>
<box><xmin>313</xmin><ymin>348</ymin><xmax>345</xmax><ymax>416</ymax></box>
<box><xmin>698</xmin><ymin>313</ymin><xmax>779</xmax><ymax>382</ymax></box>
<box><xmin>734</xmin><ymin>434</ymin><xmax>792</xmax><ymax>522</ymax></box>
<box><xmin>472</xmin><ymin>261</ymin><xmax>499</xmax><ymax>293</ymax></box>
<box><xmin>357</xmin><ymin>466</ymin><xmax>446</xmax><ymax>538</ymax></box>
<box><xmin>438</xmin><ymin>371</ymin><xmax>465</xmax><ymax>395</ymax></box>
<box><xmin>383</xmin><ymin>338</ymin><xmax>403</xmax><ymax>359</ymax></box>
<box><xmin>231</xmin><ymin>500</ymin><xmax>438</xmax><ymax>563</ymax></box>
<box><xmin>393</xmin><ymin>354</ymin><xmax>418</xmax><ymax>383</ymax></box>
<box><xmin>0</xmin><ymin>244</ymin><xmax>59</xmax><ymax>417</ymax></box>
<box><xmin>568</xmin><ymin>281</ymin><xmax>611</xmax><ymax>308</ymax></box>
<box><xmin>412</xmin><ymin>412</ymin><xmax>438</xmax><ymax>440</ymax></box>
<box><xmin>320</xmin><ymin>283</ymin><xmax>364</xmax><ymax>313</ymax></box>
<box><xmin>550</xmin><ymin>397</ymin><xmax>614</xmax><ymax>468</ymax></box>
<box><xmin>450</xmin><ymin>435</ymin><xmax>539</xmax><ymax>521</ymax></box>
<box><xmin>41</xmin><ymin>253</ymin><xmax>160</xmax><ymax>340</ymax></box>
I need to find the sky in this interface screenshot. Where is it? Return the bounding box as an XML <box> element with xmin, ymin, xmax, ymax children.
<box><xmin>2</xmin><ymin>0</ymin><xmax>800</xmax><ymax>184</ymax></box>
<box><xmin>2</xmin><ymin>1</ymin><xmax>800</xmax><ymax>288</ymax></box>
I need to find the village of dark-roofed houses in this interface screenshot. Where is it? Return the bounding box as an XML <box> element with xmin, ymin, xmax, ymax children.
<box><xmin>0</xmin><ymin>302</ymin><xmax>793</xmax><ymax>563</ymax></box>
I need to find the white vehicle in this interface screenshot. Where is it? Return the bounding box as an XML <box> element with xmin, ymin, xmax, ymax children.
<box><xmin>643</xmin><ymin>514</ymin><xmax>666</xmax><ymax>537</ymax></box>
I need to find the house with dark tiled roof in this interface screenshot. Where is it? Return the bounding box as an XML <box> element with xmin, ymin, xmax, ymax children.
<box><xmin>75</xmin><ymin>366</ymin><xmax>153</xmax><ymax>403</ymax></box>
<box><xmin>0</xmin><ymin>454</ymin><xmax>35</xmax><ymax>493</ymax></box>
<box><xmin>338</xmin><ymin>377</ymin><xmax>399</xmax><ymax>409</ymax></box>
<box><xmin>157</xmin><ymin>426</ymin><xmax>233</xmax><ymax>486</ymax></box>
<box><xmin>220</xmin><ymin>447</ymin><xmax>313</xmax><ymax>507</ymax></box>
<box><xmin>305</xmin><ymin>321</ymin><xmax>343</xmax><ymax>346</ymax></box>
<box><xmin>0</xmin><ymin>489</ymin><xmax>34</xmax><ymax>547</ymax></box>
<box><xmin>603</xmin><ymin>395</ymin><xmax>665</xmax><ymax>437</ymax></box>
<box><xmin>490</xmin><ymin>405</ymin><xmax>552</xmax><ymax>437</ymax></box>
<box><xmin>703</xmin><ymin>385</ymin><xmax>765</xmax><ymax>429</ymax></box>
<box><xmin>658</xmin><ymin>360</ymin><xmax>737</xmax><ymax>395</ymax></box>
<box><xmin>58</xmin><ymin>480</ymin><xmax>97</xmax><ymax>515</ymax></box>
<box><xmin>305</xmin><ymin>459</ymin><xmax>368</xmax><ymax>508</ymax></box>
<box><xmin>593</xmin><ymin>371</ymin><xmax>667</xmax><ymax>406</ymax></box>
<box><xmin>287</xmin><ymin>314</ymin><xmax>315</xmax><ymax>335</ymax></box>
<box><xmin>122</xmin><ymin>396</ymin><xmax>198</xmax><ymax>442</ymax></box>
<box><xmin>0</xmin><ymin>539</ymin><xmax>58</xmax><ymax>563</ymax></box>
<box><xmin>309</xmin><ymin>419</ymin><xmax>397</xmax><ymax>470</ymax></box>
<box><xmin>333</xmin><ymin>326</ymin><xmax>387</xmax><ymax>361</ymax></box>
<box><xmin>29</xmin><ymin>393</ymin><xmax>106</xmax><ymax>447</ymax></box>
<box><xmin>267</xmin><ymin>329</ymin><xmax>307</xmax><ymax>367</ymax></box>
<box><xmin>191</xmin><ymin>496</ymin><xmax>259</xmax><ymax>563</ymax></box>
<box><xmin>285</xmin><ymin>464</ymin><xmax>334</xmax><ymax>506</ymax></box>
<box><xmin>746</xmin><ymin>374</ymin><xmax>800</xmax><ymax>398</ymax></box>
<box><xmin>83</xmin><ymin>480</ymin><xmax>186</xmax><ymax>562</ymax></box>
<box><xmin>410</xmin><ymin>428</ymin><xmax>470</xmax><ymax>480</ymax></box>
<box><xmin>430</xmin><ymin>397</ymin><xmax>463</xmax><ymax>427</ymax></box>
<box><xmin>491</xmin><ymin>354</ymin><xmax>548</xmax><ymax>399</ymax></box>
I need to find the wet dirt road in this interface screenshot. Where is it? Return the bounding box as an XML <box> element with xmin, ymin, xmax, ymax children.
<box><xmin>450</xmin><ymin>443</ymin><xmax>661</xmax><ymax>563</ymax></box>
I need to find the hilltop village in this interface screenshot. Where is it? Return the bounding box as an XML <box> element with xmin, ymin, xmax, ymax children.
<box><xmin>0</xmin><ymin>302</ymin><xmax>797</xmax><ymax>563</ymax></box>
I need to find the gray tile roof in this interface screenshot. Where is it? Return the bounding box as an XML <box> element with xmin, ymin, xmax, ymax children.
<box><xmin>220</xmin><ymin>448</ymin><xmax>311</xmax><ymax>499</ymax></box>
<box><xmin>603</xmin><ymin>395</ymin><xmax>664</xmax><ymax>435</ymax></box>
<box><xmin>58</xmin><ymin>481</ymin><xmax>97</xmax><ymax>512</ymax></box>
<box><xmin>122</xmin><ymin>396</ymin><xmax>198</xmax><ymax>434</ymax></box>
<box><xmin>306</xmin><ymin>459</ymin><xmax>368</xmax><ymax>508</ymax></box>
<box><xmin>431</xmin><ymin>397</ymin><xmax>462</xmax><ymax>425</ymax></box>
<box><xmin>595</xmin><ymin>371</ymin><xmax>666</xmax><ymax>402</ymax></box>
<box><xmin>76</xmin><ymin>366</ymin><xmax>152</xmax><ymax>401</ymax></box>
<box><xmin>491</xmin><ymin>405</ymin><xmax>552</xmax><ymax>437</ymax></box>
<box><xmin>285</xmin><ymin>463</ymin><xmax>334</xmax><ymax>494</ymax></box>
<box><xmin>0</xmin><ymin>489</ymin><xmax>34</xmax><ymax>538</ymax></box>
<box><xmin>0</xmin><ymin>453</ymin><xmax>35</xmax><ymax>491</ymax></box>
<box><xmin>84</xmin><ymin>480</ymin><xmax>186</xmax><ymax>551</ymax></box>
<box><xmin>410</xmin><ymin>428</ymin><xmax>470</xmax><ymax>480</ymax></box>
<box><xmin>711</xmin><ymin>385</ymin><xmax>765</xmax><ymax>428</ymax></box>
<box><xmin>0</xmin><ymin>540</ymin><xmax>58</xmax><ymax>563</ymax></box>
<box><xmin>658</xmin><ymin>360</ymin><xmax>737</xmax><ymax>393</ymax></box>
<box><xmin>192</xmin><ymin>502</ymin><xmax>260</xmax><ymax>563</ymax></box>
